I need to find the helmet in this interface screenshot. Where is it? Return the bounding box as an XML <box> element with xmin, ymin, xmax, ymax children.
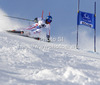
<box><xmin>46</xmin><ymin>16</ymin><xmax>52</xmax><ymax>23</ymax></box>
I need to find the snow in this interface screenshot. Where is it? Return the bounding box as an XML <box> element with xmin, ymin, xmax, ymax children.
<box><xmin>0</xmin><ymin>31</ymin><xmax>100</xmax><ymax>85</ymax></box>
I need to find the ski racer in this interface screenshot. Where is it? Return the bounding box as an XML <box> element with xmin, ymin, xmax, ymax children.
<box><xmin>23</xmin><ymin>15</ymin><xmax>52</xmax><ymax>41</ymax></box>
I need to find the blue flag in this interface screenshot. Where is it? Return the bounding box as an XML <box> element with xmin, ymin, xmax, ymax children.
<box><xmin>77</xmin><ymin>11</ymin><xmax>95</xmax><ymax>29</ymax></box>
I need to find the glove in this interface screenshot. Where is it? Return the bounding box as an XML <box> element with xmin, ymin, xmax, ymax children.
<box><xmin>34</xmin><ymin>18</ymin><xmax>38</xmax><ymax>23</ymax></box>
<box><xmin>41</xmin><ymin>24</ymin><xmax>46</xmax><ymax>27</ymax></box>
<box><xmin>39</xmin><ymin>24</ymin><xmax>46</xmax><ymax>28</ymax></box>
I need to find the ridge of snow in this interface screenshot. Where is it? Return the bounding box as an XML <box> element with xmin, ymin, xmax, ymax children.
<box><xmin>0</xmin><ymin>31</ymin><xmax>100</xmax><ymax>85</ymax></box>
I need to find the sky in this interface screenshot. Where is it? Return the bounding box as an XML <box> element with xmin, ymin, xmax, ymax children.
<box><xmin>0</xmin><ymin>0</ymin><xmax>100</xmax><ymax>50</ymax></box>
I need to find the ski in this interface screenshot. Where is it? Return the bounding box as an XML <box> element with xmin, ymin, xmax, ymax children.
<box><xmin>7</xmin><ymin>30</ymin><xmax>40</xmax><ymax>40</ymax></box>
<box><xmin>7</xmin><ymin>30</ymin><xmax>24</xmax><ymax>33</ymax></box>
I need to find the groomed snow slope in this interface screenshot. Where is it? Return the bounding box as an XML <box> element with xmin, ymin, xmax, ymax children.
<box><xmin>0</xmin><ymin>31</ymin><xmax>100</xmax><ymax>85</ymax></box>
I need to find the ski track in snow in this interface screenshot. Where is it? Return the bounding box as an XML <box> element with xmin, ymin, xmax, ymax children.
<box><xmin>0</xmin><ymin>31</ymin><xmax>100</xmax><ymax>85</ymax></box>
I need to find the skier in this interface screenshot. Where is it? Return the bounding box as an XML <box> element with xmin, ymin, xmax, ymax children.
<box><xmin>23</xmin><ymin>15</ymin><xmax>52</xmax><ymax>41</ymax></box>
